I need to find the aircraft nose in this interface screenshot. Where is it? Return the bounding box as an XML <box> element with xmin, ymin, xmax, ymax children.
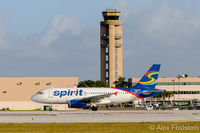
<box><xmin>31</xmin><ymin>95</ymin><xmax>38</xmax><ymax>102</ymax></box>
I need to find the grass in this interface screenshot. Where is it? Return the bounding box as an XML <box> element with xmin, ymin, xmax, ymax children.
<box><xmin>0</xmin><ymin>122</ymin><xmax>200</xmax><ymax>133</ymax></box>
<box><xmin>0</xmin><ymin>110</ymin><xmax>43</xmax><ymax>111</ymax></box>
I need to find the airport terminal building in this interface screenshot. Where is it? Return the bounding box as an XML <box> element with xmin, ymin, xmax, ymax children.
<box><xmin>0</xmin><ymin>77</ymin><xmax>78</xmax><ymax>110</ymax></box>
<box><xmin>129</xmin><ymin>77</ymin><xmax>200</xmax><ymax>105</ymax></box>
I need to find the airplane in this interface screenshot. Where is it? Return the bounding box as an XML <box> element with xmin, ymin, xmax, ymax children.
<box><xmin>31</xmin><ymin>64</ymin><xmax>163</xmax><ymax>111</ymax></box>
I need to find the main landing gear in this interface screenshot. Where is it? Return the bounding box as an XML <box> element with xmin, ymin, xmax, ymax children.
<box><xmin>91</xmin><ymin>106</ymin><xmax>98</xmax><ymax>111</ymax></box>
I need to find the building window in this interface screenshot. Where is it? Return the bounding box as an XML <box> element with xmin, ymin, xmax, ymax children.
<box><xmin>106</xmin><ymin>55</ymin><xmax>109</xmax><ymax>61</ymax></box>
<box><xmin>172</xmin><ymin>91</ymin><xmax>200</xmax><ymax>94</ymax></box>
<box><xmin>115</xmin><ymin>64</ymin><xmax>117</xmax><ymax>71</ymax></box>
<box><xmin>106</xmin><ymin>63</ymin><xmax>108</xmax><ymax>69</ymax></box>
<box><xmin>17</xmin><ymin>82</ymin><xmax>22</xmax><ymax>86</ymax></box>
<box><xmin>156</xmin><ymin>82</ymin><xmax>200</xmax><ymax>86</ymax></box>
<box><xmin>115</xmin><ymin>48</ymin><xmax>117</xmax><ymax>54</ymax></box>
<box><xmin>106</xmin><ymin>71</ymin><xmax>109</xmax><ymax>78</ymax></box>
<box><xmin>115</xmin><ymin>72</ymin><xmax>118</xmax><ymax>80</ymax></box>
<box><xmin>35</xmin><ymin>82</ymin><xmax>40</xmax><ymax>85</ymax></box>
<box><xmin>106</xmin><ymin>47</ymin><xmax>109</xmax><ymax>53</ymax></box>
<box><xmin>115</xmin><ymin>55</ymin><xmax>117</xmax><ymax>62</ymax></box>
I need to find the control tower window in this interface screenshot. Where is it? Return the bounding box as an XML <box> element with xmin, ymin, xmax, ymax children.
<box><xmin>103</xmin><ymin>16</ymin><xmax>119</xmax><ymax>20</ymax></box>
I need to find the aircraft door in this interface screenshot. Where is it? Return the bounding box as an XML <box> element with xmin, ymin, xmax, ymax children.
<box><xmin>83</xmin><ymin>91</ymin><xmax>87</xmax><ymax>96</ymax></box>
<box><xmin>48</xmin><ymin>89</ymin><xmax>53</xmax><ymax>98</ymax></box>
<box><xmin>131</xmin><ymin>89</ymin><xmax>140</xmax><ymax>94</ymax></box>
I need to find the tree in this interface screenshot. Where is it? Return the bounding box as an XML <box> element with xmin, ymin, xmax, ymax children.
<box><xmin>153</xmin><ymin>90</ymin><xmax>174</xmax><ymax>104</ymax></box>
<box><xmin>184</xmin><ymin>74</ymin><xmax>188</xmax><ymax>78</ymax></box>
<box><xmin>166</xmin><ymin>91</ymin><xmax>174</xmax><ymax>102</ymax></box>
<box><xmin>95</xmin><ymin>80</ymin><xmax>109</xmax><ymax>87</ymax></box>
<box><xmin>153</xmin><ymin>93</ymin><xmax>162</xmax><ymax>101</ymax></box>
<box><xmin>113</xmin><ymin>76</ymin><xmax>128</xmax><ymax>87</ymax></box>
<box><xmin>77</xmin><ymin>80</ymin><xmax>109</xmax><ymax>87</ymax></box>
<box><xmin>162</xmin><ymin>90</ymin><xmax>167</xmax><ymax>101</ymax></box>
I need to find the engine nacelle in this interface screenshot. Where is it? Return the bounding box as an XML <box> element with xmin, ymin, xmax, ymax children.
<box><xmin>68</xmin><ymin>100</ymin><xmax>87</xmax><ymax>108</ymax></box>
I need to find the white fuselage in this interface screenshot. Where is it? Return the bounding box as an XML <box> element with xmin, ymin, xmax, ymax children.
<box><xmin>31</xmin><ymin>87</ymin><xmax>140</xmax><ymax>105</ymax></box>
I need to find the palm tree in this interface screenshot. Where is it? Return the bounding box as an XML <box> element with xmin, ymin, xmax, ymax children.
<box><xmin>154</xmin><ymin>91</ymin><xmax>174</xmax><ymax>106</ymax></box>
<box><xmin>161</xmin><ymin>90</ymin><xmax>167</xmax><ymax>101</ymax></box>
<box><xmin>153</xmin><ymin>93</ymin><xmax>162</xmax><ymax>101</ymax></box>
<box><xmin>166</xmin><ymin>91</ymin><xmax>174</xmax><ymax>105</ymax></box>
<box><xmin>154</xmin><ymin>90</ymin><xmax>168</xmax><ymax>105</ymax></box>
<box><xmin>113</xmin><ymin>76</ymin><xmax>128</xmax><ymax>87</ymax></box>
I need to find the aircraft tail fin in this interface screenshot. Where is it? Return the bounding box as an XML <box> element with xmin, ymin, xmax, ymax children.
<box><xmin>133</xmin><ymin>64</ymin><xmax>160</xmax><ymax>89</ymax></box>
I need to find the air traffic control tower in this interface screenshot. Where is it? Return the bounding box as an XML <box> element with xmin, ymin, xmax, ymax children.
<box><xmin>100</xmin><ymin>9</ymin><xmax>123</xmax><ymax>87</ymax></box>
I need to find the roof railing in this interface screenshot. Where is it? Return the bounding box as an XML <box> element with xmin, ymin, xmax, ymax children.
<box><xmin>103</xmin><ymin>8</ymin><xmax>120</xmax><ymax>13</ymax></box>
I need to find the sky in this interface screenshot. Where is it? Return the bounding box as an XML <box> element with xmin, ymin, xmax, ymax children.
<box><xmin>0</xmin><ymin>0</ymin><xmax>200</xmax><ymax>81</ymax></box>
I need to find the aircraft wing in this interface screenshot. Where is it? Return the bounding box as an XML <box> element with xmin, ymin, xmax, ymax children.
<box><xmin>72</xmin><ymin>93</ymin><xmax>113</xmax><ymax>103</ymax></box>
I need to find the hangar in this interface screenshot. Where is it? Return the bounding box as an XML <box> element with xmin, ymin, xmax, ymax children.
<box><xmin>0</xmin><ymin>77</ymin><xmax>78</xmax><ymax>110</ymax></box>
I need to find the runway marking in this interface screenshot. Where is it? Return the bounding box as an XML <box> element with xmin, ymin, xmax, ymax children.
<box><xmin>192</xmin><ymin>113</ymin><xmax>200</xmax><ymax>115</ymax></box>
<box><xmin>164</xmin><ymin>119</ymin><xmax>200</xmax><ymax>122</ymax></box>
<box><xmin>103</xmin><ymin>113</ymin><xmax>113</xmax><ymax>116</ymax></box>
<box><xmin>0</xmin><ymin>113</ymin><xmax>57</xmax><ymax>116</ymax></box>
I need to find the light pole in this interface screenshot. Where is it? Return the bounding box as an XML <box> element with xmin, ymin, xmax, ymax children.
<box><xmin>177</xmin><ymin>75</ymin><xmax>181</xmax><ymax>101</ymax></box>
<box><xmin>172</xmin><ymin>79</ymin><xmax>175</xmax><ymax>103</ymax></box>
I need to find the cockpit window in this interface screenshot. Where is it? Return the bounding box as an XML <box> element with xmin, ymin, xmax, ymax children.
<box><xmin>37</xmin><ymin>91</ymin><xmax>44</xmax><ymax>94</ymax></box>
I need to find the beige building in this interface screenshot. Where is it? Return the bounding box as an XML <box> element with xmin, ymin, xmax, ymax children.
<box><xmin>100</xmin><ymin>9</ymin><xmax>123</xmax><ymax>87</ymax></box>
<box><xmin>0</xmin><ymin>77</ymin><xmax>78</xmax><ymax>110</ymax></box>
<box><xmin>129</xmin><ymin>77</ymin><xmax>200</xmax><ymax>105</ymax></box>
